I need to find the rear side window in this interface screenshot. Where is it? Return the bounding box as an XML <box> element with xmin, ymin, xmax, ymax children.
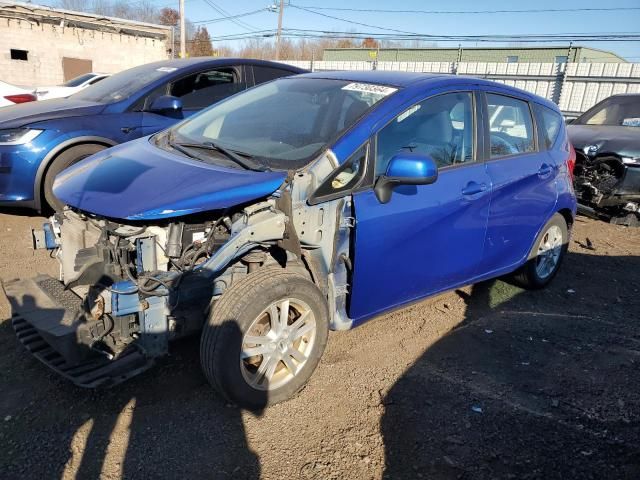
<box><xmin>537</xmin><ymin>104</ymin><xmax>563</xmax><ymax>149</ymax></box>
<box><xmin>170</xmin><ymin>68</ymin><xmax>245</xmax><ymax>109</ymax></box>
<box><xmin>487</xmin><ymin>93</ymin><xmax>535</xmax><ymax>158</ymax></box>
<box><xmin>253</xmin><ymin>66</ymin><xmax>296</xmax><ymax>85</ymax></box>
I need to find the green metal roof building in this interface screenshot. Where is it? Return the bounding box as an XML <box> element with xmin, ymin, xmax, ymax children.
<box><xmin>322</xmin><ymin>46</ymin><xmax>626</xmax><ymax>63</ymax></box>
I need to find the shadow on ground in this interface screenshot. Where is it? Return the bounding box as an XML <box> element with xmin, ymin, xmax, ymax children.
<box><xmin>0</xmin><ymin>317</ymin><xmax>266</xmax><ymax>479</ymax></box>
<box><xmin>382</xmin><ymin>251</ymin><xmax>640</xmax><ymax>479</ymax></box>
<box><xmin>1</xmin><ymin>247</ymin><xmax>639</xmax><ymax>479</ymax></box>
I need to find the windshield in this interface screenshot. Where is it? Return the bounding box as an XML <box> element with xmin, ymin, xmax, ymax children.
<box><xmin>577</xmin><ymin>96</ymin><xmax>640</xmax><ymax>127</ymax></box>
<box><xmin>171</xmin><ymin>77</ymin><xmax>397</xmax><ymax>169</ymax></box>
<box><xmin>63</xmin><ymin>73</ymin><xmax>96</xmax><ymax>87</ymax></box>
<box><xmin>71</xmin><ymin>64</ymin><xmax>177</xmax><ymax>103</ymax></box>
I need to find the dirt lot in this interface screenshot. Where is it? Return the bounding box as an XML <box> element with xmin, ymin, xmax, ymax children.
<box><xmin>0</xmin><ymin>209</ymin><xmax>639</xmax><ymax>480</ymax></box>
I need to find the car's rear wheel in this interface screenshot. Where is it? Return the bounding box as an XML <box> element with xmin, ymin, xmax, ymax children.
<box><xmin>43</xmin><ymin>144</ymin><xmax>106</xmax><ymax>211</ymax></box>
<box><xmin>200</xmin><ymin>266</ymin><xmax>329</xmax><ymax>409</ymax></box>
<box><xmin>513</xmin><ymin>213</ymin><xmax>569</xmax><ymax>289</ymax></box>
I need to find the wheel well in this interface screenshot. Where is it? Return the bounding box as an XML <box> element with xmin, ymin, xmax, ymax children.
<box><xmin>37</xmin><ymin>141</ymin><xmax>112</xmax><ymax>210</ymax></box>
<box><xmin>557</xmin><ymin>208</ymin><xmax>574</xmax><ymax>231</ymax></box>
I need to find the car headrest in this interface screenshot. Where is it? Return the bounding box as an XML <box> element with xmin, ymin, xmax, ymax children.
<box><xmin>418</xmin><ymin>111</ymin><xmax>453</xmax><ymax>144</ymax></box>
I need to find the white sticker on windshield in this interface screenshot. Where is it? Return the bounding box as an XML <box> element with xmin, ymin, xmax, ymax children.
<box><xmin>156</xmin><ymin>67</ymin><xmax>178</xmax><ymax>72</ymax></box>
<box><xmin>342</xmin><ymin>82</ymin><xmax>397</xmax><ymax>96</ymax></box>
<box><xmin>622</xmin><ymin>117</ymin><xmax>640</xmax><ymax>127</ymax></box>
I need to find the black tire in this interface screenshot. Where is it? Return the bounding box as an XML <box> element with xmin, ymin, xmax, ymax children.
<box><xmin>43</xmin><ymin>144</ymin><xmax>106</xmax><ymax>211</ymax></box>
<box><xmin>512</xmin><ymin>213</ymin><xmax>569</xmax><ymax>289</ymax></box>
<box><xmin>200</xmin><ymin>266</ymin><xmax>329</xmax><ymax>409</ymax></box>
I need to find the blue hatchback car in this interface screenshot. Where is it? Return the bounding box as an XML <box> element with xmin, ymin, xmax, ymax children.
<box><xmin>0</xmin><ymin>57</ymin><xmax>306</xmax><ymax>211</ymax></box>
<box><xmin>6</xmin><ymin>71</ymin><xmax>576</xmax><ymax>408</ymax></box>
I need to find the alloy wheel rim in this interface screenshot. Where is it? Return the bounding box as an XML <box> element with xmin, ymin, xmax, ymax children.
<box><xmin>535</xmin><ymin>225</ymin><xmax>563</xmax><ymax>279</ymax></box>
<box><xmin>240</xmin><ymin>298</ymin><xmax>316</xmax><ymax>391</ymax></box>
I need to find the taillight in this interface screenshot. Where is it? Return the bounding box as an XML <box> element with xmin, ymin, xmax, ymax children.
<box><xmin>567</xmin><ymin>143</ymin><xmax>576</xmax><ymax>181</ymax></box>
<box><xmin>4</xmin><ymin>94</ymin><xmax>37</xmax><ymax>104</ymax></box>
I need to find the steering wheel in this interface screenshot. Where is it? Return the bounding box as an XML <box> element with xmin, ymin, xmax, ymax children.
<box><xmin>490</xmin><ymin>134</ymin><xmax>519</xmax><ymax>156</ymax></box>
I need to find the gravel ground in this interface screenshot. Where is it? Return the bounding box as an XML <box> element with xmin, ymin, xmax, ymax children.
<box><xmin>0</xmin><ymin>210</ymin><xmax>639</xmax><ymax>480</ymax></box>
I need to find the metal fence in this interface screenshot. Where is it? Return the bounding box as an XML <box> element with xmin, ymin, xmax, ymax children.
<box><xmin>281</xmin><ymin>60</ymin><xmax>640</xmax><ymax>117</ymax></box>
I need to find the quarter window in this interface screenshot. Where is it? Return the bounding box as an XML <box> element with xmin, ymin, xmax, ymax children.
<box><xmin>487</xmin><ymin>94</ymin><xmax>535</xmax><ymax>158</ymax></box>
<box><xmin>253</xmin><ymin>66</ymin><xmax>296</xmax><ymax>84</ymax></box>
<box><xmin>312</xmin><ymin>144</ymin><xmax>368</xmax><ymax>202</ymax></box>
<box><xmin>537</xmin><ymin>105</ymin><xmax>563</xmax><ymax>149</ymax></box>
<box><xmin>376</xmin><ymin>92</ymin><xmax>474</xmax><ymax>175</ymax></box>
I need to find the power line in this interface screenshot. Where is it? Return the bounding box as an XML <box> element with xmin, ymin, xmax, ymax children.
<box><xmin>200</xmin><ymin>28</ymin><xmax>640</xmax><ymax>43</ymax></box>
<box><xmin>200</xmin><ymin>0</ymin><xmax>258</xmax><ymax>31</ymax></box>
<box><xmin>288</xmin><ymin>4</ymin><xmax>419</xmax><ymax>35</ymax></box>
<box><xmin>290</xmin><ymin>4</ymin><xmax>640</xmax><ymax>15</ymax></box>
<box><xmin>192</xmin><ymin>8</ymin><xmax>266</xmax><ymax>25</ymax></box>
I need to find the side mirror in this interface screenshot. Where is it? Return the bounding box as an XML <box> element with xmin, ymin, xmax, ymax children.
<box><xmin>374</xmin><ymin>152</ymin><xmax>438</xmax><ymax>204</ymax></box>
<box><xmin>149</xmin><ymin>95</ymin><xmax>183</xmax><ymax>117</ymax></box>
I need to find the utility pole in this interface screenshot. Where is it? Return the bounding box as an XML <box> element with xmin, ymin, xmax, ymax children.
<box><xmin>275</xmin><ymin>0</ymin><xmax>284</xmax><ymax>60</ymax></box>
<box><xmin>179</xmin><ymin>0</ymin><xmax>186</xmax><ymax>58</ymax></box>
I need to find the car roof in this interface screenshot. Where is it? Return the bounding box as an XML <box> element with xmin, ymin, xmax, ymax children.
<box><xmin>297</xmin><ymin>70</ymin><xmax>559</xmax><ymax>111</ymax></box>
<box><xmin>608</xmin><ymin>93</ymin><xmax>640</xmax><ymax>98</ymax></box>
<box><xmin>136</xmin><ymin>57</ymin><xmax>307</xmax><ymax>73</ymax></box>
<box><xmin>299</xmin><ymin>70</ymin><xmax>442</xmax><ymax>87</ymax></box>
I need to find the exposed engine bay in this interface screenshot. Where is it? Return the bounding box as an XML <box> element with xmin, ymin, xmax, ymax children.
<box><xmin>47</xmin><ymin>208</ymin><xmax>235</xmax><ymax>361</ymax></box>
<box><xmin>5</xmin><ymin>161</ymin><xmax>354</xmax><ymax>387</ymax></box>
<box><xmin>574</xmin><ymin>152</ymin><xmax>640</xmax><ymax>227</ymax></box>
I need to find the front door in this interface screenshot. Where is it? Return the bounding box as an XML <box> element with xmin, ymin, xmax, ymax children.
<box><xmin>349</xmin><ymin>90</ymin><xmax>492</xmax><ymax>323</ymax></box>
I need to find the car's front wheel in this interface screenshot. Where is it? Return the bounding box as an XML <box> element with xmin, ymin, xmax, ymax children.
<box><xmin>200</xmin><ymin>266</ymin><xmax>329</xmax><ymax>409</ymax></box>
<box><xmin>513</xmin><ymin>213</ymin><xmax>569</xmax><ymax>289</ymax></box>
<box><xmin>43</xmin><ymin>144</ymin><xmax>106</xmax><ymax>211</ymax></box>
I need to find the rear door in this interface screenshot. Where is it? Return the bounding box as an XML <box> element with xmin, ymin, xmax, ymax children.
<box><xmin>349</xmin><ymin>89</ymin><xmax>492</xmax><ymax>322</ymax></box>
<box><xmin>478</xmin><ymin>91</ymin><xmax>558</xmax><ymax>276</ymax></box>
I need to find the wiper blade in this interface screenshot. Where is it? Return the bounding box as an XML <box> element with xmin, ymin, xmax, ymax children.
<box><xmin>168</xmin><ymin>140</ymin><xmax>202</xmax><ymax>161</ymax></box>
<box><xmin>175</xmin><ymin>141</ymin><xmax>270</xmax><ymax>172</ymax></box>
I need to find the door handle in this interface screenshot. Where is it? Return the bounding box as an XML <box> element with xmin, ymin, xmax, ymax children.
<box><xmin>121</xmin><ymin>126</ymin><xmax>137</xmax><ymax>134</ymax></box>
<box><xmin>461</xmin><ymin>182</ymin><xmax>488</xmax><ymax>196</ymax></box>
<box><xmin>538</xmin><ymin>164</ymin><xmax>553</xmax><ymax>176</ymax></box>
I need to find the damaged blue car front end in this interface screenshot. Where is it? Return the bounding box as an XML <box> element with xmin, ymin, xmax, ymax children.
<box><xmin>4</xmin><ymin>73</ymin><xmax>395</xmax><ymax>393</ymax></box>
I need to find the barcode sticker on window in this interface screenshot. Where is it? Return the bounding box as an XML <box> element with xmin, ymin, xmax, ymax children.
<box><xmin>342</xmin><ymin>83</ymin><xmax>397</xmax><ymax>96</ymax></box>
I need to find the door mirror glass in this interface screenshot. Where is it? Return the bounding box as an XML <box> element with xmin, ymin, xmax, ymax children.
<box><xmin>149</xmin><ymin>95</ymin><xmax>183</xmax><ymax>117</ymax></box>
<box><xmin>374</xmin><ymin>153</ymin><xmax>438</xmax><ymax>203</ymax></box>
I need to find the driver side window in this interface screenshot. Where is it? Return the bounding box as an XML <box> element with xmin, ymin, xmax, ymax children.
<box><xmin>487</xmin><ymin>93</ymin><xmax>535</xmax><ymax>159</ymax></box>
<box><xmin>376</xmin><ymin>92</ymin><xmax>474</xmax><ymax>176</ymax></box>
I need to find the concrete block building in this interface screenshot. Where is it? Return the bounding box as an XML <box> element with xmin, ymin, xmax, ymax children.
<box><xmin>0</xmin><ymin>1</ymin><xmax>171</xmax><ymax>87</ymax></box>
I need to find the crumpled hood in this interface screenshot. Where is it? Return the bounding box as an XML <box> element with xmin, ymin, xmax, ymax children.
<box><xmin>53</xmin><ymin>137</ymin><xmax>287</xmax><ymax>220</ymax></box>
<box><xmin>568</xmin><ymin>124</ymin><xmax>640</xmax><ymax>159</ymax></box>
<box><xmin>0</xmin><ymin>98</ymin><xmax>105</xmax><ymax>129</ymax></box>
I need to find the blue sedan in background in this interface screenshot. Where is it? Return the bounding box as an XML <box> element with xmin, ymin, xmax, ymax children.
<box><xmin>0</xmin><ymin>57</ymin><xmax>306</xmax><ymax>211</ymax></box>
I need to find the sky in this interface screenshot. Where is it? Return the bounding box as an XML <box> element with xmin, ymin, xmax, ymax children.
<box><xmin>42</xmin><ymin>0</ymin><xmax>640</xmax><ymax>60</ymax></box>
